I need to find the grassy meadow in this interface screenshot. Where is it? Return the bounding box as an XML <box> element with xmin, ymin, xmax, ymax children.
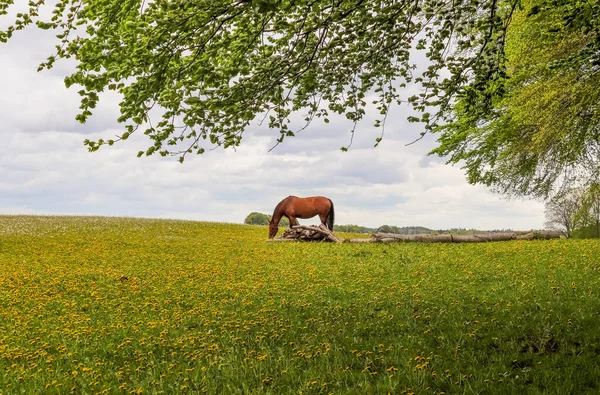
<box><xmin>0</xmin><ymin>215</ymin><xmax>599</xmax><ymax>394</ymax></box>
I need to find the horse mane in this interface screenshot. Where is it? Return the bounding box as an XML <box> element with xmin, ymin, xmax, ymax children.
<box><xmin>270</xmin><ymin>197</ymin><xmax>288</xmax><ymax>224</ymax></box>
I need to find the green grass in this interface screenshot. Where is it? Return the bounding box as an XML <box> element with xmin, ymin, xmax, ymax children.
<box><xmin>1</xmin><ymin>215</ymin><xmax>599</xmax><ymax>394</ymax></box>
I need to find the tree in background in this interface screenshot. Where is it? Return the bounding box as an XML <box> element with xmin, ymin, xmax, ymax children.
<box><xmin>244</xmin><ymin>212</ymin><xmax>271</xmax><ymax>226</ymax></box>
<box><xmin>573</xmin><ymin>184</ymin><xmax>600</xmax><ymax>238</ymax></box>
<box><xmin>377</xmin><ymin>225</ymin><xmax>394</xmax><ymax>234</ymax></box>
<box><xmin>244</xmin><ymin>212</ymin><xmax>289</xmax><ymax>227</ymax></box>
<box><xmin>545</xmin><ymin>184</ymin><xmax>600</xmax><ymax>238</ymax></box>
<box><xmin>544</xmin><ymin>188</ymin><xmax>584</xmax><ymax>237</ymax></box>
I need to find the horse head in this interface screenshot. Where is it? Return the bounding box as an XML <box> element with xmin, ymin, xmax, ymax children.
<box><xmin>268</xmin><ymin>220</ymin><xmax>279</xmax><ymax>239</ymax></box>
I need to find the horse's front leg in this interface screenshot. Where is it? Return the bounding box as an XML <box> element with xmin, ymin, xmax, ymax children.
<box><xmin>288</xmin><ymin>216</ymin><xmax>298</xmax><ymax>228</ymax></box>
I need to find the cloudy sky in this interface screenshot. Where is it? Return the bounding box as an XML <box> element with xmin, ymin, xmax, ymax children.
<box><xmin>0</xmin><ymin>12</ymin><xmax>546</xmax><ymax>231</ymax></box>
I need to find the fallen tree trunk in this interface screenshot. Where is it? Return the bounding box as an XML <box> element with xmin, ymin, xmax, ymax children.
<box><xmin>371</xmin><ymin>231</ymin><xmax>563</xmax><ymax>243</ymax></box>
<box><xmin>267</xmin><ymin>227</ymin><xmax>563</xmax><ymax>243</ymax></box>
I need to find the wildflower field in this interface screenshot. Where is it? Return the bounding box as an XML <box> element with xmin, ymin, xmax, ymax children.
<box><xmin>1</xmin><ymin>216</ymin><xmax>599</xmax><ymax>394</ymax></box>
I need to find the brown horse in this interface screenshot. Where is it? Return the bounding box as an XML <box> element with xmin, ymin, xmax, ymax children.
<box><xmin>268</xmin><ymin>196</ymin><xmax>335</xmax><ymax>238</ymax></box>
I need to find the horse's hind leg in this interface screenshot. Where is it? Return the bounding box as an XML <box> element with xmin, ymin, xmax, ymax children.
<box><xmin>318</xmin><ymin>214</ymin><xmax>327</xmax><ymax>226</ymax></box>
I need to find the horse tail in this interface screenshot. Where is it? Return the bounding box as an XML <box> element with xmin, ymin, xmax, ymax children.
<box><xmin>327</xmin><ymin>199</ymin><xmax>335</xmax><ymax>230</ymax></box>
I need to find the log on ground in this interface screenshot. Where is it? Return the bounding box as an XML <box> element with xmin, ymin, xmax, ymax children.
<box><xmin>267</xmin><ymin>224</ymin><xmax>342</xmax><ymax>242</ymax></box>
<box><xmin>371</xmin><ymin>231</ymin><xmax>563</xmax><ymax>243</ymax></box>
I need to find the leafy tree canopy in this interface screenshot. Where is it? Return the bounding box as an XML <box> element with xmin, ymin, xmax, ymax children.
<box><xmin>432</xmin><ymin>0</ymin><xmax>600</xmax><ymax>198</ymax></box>
<box><xmin>1</xmin><ymin>0</ymin><xmax>598</xmax><ymax>197</ymax></box>
<box><xmin>0</xmin><ymin>0</ymin><xmax>523</xmax><ymax>157</ymax></box>
<box><xmin>244</xmin><ymin>212</ymin><xmax>271</xmax><ymax>225</ymax></box>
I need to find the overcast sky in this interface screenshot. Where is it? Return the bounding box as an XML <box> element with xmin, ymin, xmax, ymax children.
<box><xmin>0</xmin><ymin>16</ymin><xmax>546</xmax><ymax>231</ymax></box>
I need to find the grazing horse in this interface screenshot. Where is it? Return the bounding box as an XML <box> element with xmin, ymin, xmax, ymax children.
<box><xmin>268</xmin><ymin>196</ymin><xmax>335</xmax><ymax>238</ymax></box>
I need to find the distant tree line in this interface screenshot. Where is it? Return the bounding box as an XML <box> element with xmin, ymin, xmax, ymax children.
<box><xmin>334</xmin><ymin>225</ymin><xmax>433</xmax><ymax>235</ymax></box>
<box><xmin>245</xmin><ymin>214</ymin><xmax>432</xmax><ymax>235</ymax></box>
<box><xmin>244</xmin><ymin>213</ymin><xmax>536</xmax><ymax>235</ymax></box>
<box><xmin>333</xmin><ymin>224</ymin><xmax>378</xmax><ymax>234</ymax></box>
